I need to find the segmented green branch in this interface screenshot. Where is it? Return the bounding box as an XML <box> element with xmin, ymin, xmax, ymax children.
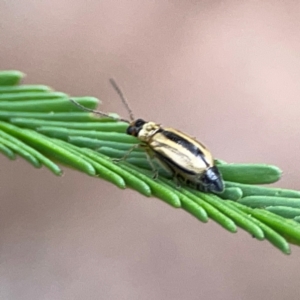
<box><xmin>1</xmin><ymin>70</ymin><xmax>300</xmax><ymax>255</ymax></box>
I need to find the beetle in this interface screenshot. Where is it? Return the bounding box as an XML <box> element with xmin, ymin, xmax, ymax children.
<box><xmin>70</xmin><ymin>79</ymin><xmax>224</xmax><ymax>193</ymax></box>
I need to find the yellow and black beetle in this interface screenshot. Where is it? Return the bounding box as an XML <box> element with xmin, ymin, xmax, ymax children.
<box><xmin>70</xmin><ymin>79</ymin><xmax>224</xmax><ymax>193</ymax></box>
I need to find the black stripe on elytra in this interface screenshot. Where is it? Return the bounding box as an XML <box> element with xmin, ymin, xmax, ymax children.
<box><xmin>162</xmin><ymin>130</ymin><xmax>209</xmax><ymax>166</ymax></box>
<box><xmin>154</xmin><ymin>151</ymin><xmax>197</xmax><ymax>175</ymax></box>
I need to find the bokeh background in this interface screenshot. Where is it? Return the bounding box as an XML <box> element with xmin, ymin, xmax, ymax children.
<box><xmin>1</xmin><ymin>1</ymin><xmax>300</xmax><ymax>299</ymax></box>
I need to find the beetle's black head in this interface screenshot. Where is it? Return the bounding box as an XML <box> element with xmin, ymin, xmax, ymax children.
<box><xmin>126</xmin><ymin>118</ymin><xmax>146</xmax><ymax>137</ymax></box>
<box><xmin>201</xmin><ymin>166</ymin><xmax>224</xmax><ymax>193</ymax></box>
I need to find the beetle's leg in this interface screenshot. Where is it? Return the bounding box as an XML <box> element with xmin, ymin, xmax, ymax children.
<box><xmin>144</xmin><ymin>149</ymin><xmax>159</xmax><ymax>179</ymax></box>
<box><xmin>112</xmin><ymin>144</ymin><xmax>141</xmax><ymax>163</ymax></box>
<box><xmin>172</xmin><ymin>175</ymin><xmax>182</xmax><ymax>189</ymax></box>
<box><xmin>196</xmin><ymin>183</ymin><xmax>209</xmax><ymax>193</ymax></box>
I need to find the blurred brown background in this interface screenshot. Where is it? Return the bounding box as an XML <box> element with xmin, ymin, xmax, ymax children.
<box><xmin>1</xmin><ymin>1</ymin><xmax>300</xmax><ymax>299</ymax></box>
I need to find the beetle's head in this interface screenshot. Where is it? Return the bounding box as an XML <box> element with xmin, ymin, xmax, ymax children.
<box><xmin>126</xmin><ymin>119</ymin><xmax>146</xmax><ymax>137</ymax></box>
<box><xmin>127</xmin><ymin>119</ymin><xmax>160</xmax><ymax>142</ymax></box>
<box><xmin>201</xmin><ymin>166</ymin><xmax>224</xmax><ymax>193</ymax></box>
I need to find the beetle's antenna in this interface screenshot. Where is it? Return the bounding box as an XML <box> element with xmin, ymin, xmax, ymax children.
<box><xmin>109</xmin><ymin>78</ymin><xmax>135</xmax><ymax>121</ymax></box>
<box><xmin>69</xmin><ymin>98</ymin><xmax>130</xmax><ymax>123</ymax></box>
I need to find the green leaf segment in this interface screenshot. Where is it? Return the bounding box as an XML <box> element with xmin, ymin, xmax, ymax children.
<box><xmin>1</xmin><ymin>70</ymin><xmax>300</xmax><ymax>254</ymax></box>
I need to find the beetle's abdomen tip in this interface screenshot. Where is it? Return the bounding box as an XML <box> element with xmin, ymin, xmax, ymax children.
<box><xmin>204</xmin><ymin>166</ymin><xmax>224</xmax><ymax>193</ymax></box>
<box><xmin>211</xmin><ymin>177</ymin><xmax>224</xmax><ymax>193</ymax></box>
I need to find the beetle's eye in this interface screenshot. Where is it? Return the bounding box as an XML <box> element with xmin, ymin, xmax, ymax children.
<box><xmin>126</xmin><ymin>126</ymin><xmax>134</xmax><ymax>135</ymax></box>
<box><xmin>135</xmin><ymin>119</ymin><xmax>145</xmax><ymax>128</ymax></box>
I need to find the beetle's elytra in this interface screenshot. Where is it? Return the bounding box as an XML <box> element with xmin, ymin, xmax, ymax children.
<box><xmin>70</xmin><ymin>79</ymin><xmax>224</xmax><ymax>193</ymax></box>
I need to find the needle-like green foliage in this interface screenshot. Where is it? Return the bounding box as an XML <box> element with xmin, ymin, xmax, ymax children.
<box><xmin>1</xmin><ymin>70</ymin><xmax>300</xmax><ymax>255</ymax></box>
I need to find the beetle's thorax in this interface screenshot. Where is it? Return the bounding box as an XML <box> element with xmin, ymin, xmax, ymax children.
<box><xmin>137</xmin><ymin>122</ymin><xmax>161</xmax><ymax>142</ymax></box>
